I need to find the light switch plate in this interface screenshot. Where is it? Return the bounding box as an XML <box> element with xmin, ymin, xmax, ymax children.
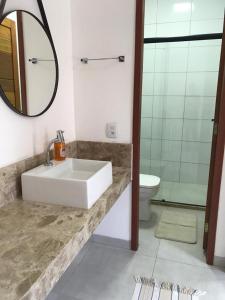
<box><xmin>106</xmin><ymin>123</ymin><xmax>117</xmax><ymax>139</ymax></box>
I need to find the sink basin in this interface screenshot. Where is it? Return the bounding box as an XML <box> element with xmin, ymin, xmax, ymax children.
<box><xmin>22</xmin><ymin>158</ymin><xmax>113</xmax><ymax>209</ymax></box>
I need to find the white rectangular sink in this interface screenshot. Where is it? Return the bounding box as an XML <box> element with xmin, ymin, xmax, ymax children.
<box><xmin>22</xmin><ymin>158</ymin><xmax>113</xmax><ymax>209</ymax></box>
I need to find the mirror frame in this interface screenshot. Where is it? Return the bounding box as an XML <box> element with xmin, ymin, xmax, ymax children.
<box><xmin>0</xmin><ymin>9</ymin><xmax>59</xmax><ymax>117</ymax></box>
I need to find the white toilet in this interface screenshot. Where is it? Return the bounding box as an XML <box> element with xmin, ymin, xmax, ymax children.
<box><xmin>139</xmin><ymin>174</ymin><xmax>160</xmax><ymax>221</ymax></box>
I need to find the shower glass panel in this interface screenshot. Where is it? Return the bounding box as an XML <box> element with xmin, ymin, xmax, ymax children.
<box><xmin>140</xmin><ymin>38</ymin><xmax>222</xmax><ymax>206</ymax></box>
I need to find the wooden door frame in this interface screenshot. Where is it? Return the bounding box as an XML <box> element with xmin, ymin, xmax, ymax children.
<box><xmin>204</xmin><ymin>19</ymin><xmax>225</xmax><ymax>265</ymax></box>
<box><xmin>131</xmin><ymin>0</ymin><xmax>145</xmax><ymax>251</ymax></box>
<box><xmin>131</xmin><ymin>2</ymin><xmax>225</xmax><ymax>265</ymax></box>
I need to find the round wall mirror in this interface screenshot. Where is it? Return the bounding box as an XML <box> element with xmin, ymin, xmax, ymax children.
<box><xmin>0</xmin><ymin>10</ymin><xmax>58</xmax><ymax>117</ymax></box>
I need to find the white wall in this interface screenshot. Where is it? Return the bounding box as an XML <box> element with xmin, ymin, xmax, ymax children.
<box><xmin>0</xmin><ymin>0</ymin><xmax>76</xmax><ymax>168</ymax></box>
<box><xmin>94</xmin><ymin>184</ymin><xmax>132</xmax><ymax>241</ymax></box>
<box><xmin>70</xmin><ymin>0</ymin><xmax>136</xmax><ymax>242</ymax></box>
<box><xmin>71</xmin><ymin>0</ymin><xmax>136</xmax><ymax>143</ymax></box>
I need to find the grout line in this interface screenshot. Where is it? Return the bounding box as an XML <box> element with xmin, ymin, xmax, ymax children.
<box><xmin>143</xmin><ymin>70</ymin><xmax>219</xmax><ymax>74</ymax></box>
<box><xmin>144</xmin><ymin>17</ymin><xmax>224</xmax><ymax>27</ymax></box>
<box><xmin>142</xmin><ymin>94</ymin><xmax>217</xmax><ymax>98</ymax></box>
<box><xmin>141</xmin><ymin>117</ymin><xmax>214</xmax><ymax>121</ymax></box>
<box><xmin>152</xmin><ymin>237</ymin><xmax>161</xmax><ymax>276</ymax></box>
<box><xmin>141</xmin><ymin>138</ymin><xmax>212</xmax><ymax>144</ymax></box>
<box><xmin>179</xmin><ymin>36</ymin><xmax>191</xmax><ymax>183</ymax></box>
<box><xmin>141</xmin><ymin>156</ymin><xmax>211</xmax><ymax>166</ymax></box>
<box><xmin>148</xmin><ymin>23</ymin><xmax>159</xmax><ymax>175</ymax></box>
<box><xmin>155</xmin><ymin>256</ymin><xmax>211</xmax><ymax>270</ymax></box>
<box><xmin>145</xmin><ymin>44</ymin><xmax>222</xmax><ymax>50</ymax></box>
<box><xmin>155</xmin><ymin>207</ymin><xmax>163</xmax><ymax>259</ymax></box>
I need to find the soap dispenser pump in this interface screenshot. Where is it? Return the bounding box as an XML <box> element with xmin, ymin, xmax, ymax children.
<box><xmin>54</xmin><ymin>130</ymin><xmax>66</xmax><ymax>161</ymax></box>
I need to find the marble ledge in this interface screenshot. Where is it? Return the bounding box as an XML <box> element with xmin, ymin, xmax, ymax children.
<box><xmin>0</xmin><ymin>166</ymin><xmax>131</xmax><ymax>300</ymax></box>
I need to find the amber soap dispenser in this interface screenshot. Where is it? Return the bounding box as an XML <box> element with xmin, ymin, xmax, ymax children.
<box><xmin>54</xmin><ymin>130</ymin><xmax>66</xmax><ymax>161</ymax></box>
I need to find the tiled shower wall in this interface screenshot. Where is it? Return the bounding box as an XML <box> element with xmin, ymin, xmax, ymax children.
<box><xmin>140</xmin><ymin>0</ymin><xmax>224</xmax><ymax>185</ymax></box>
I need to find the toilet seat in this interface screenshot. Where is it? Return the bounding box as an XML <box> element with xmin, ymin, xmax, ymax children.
<box><xmin>140</xmin><ymin>174</ymin><xmax>160</xmax><ymax>188</ymax></box>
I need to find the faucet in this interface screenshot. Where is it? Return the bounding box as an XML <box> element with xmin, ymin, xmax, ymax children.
<box><xmin>45</xmin><ymin>130</ymin><xmax>65</xmax><ymax>166</ymax></box>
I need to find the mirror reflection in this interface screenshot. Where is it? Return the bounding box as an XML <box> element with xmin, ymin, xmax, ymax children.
<box><xmin>0</xmin><ymin>11</ymin><xmax>57</xmax><ymax>116</ymax></box>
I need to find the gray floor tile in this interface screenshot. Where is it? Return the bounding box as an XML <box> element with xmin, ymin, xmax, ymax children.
<box><xmin>139</xmin><ymin>222</ymin><xmax>160</xmax><ymax>258</ymax></box>
<box><xmin>46</xmin><ymin>241</ymin><xmax>91</xmax><ymax>299</ymax></box>
<box><xmin>153</xmin><ymin>258</ymin><xmax>225</xmax><ymax>300</ymax></box>
<box><xmin>53</xmin><ymin>242</ymin><xmax>155</xmax><ymax>300</ymax></box>
<box><xmin>47</xmin><ymin>205</ymin><xmax>212</xmax><ymax>300</ymax></box>
<box><xmin>47</xmin><ymin>291</ymin><xmax>77</xmax><ymax>300</ymax></box>
<box><xmin>138</xmin><ymin>204</ymin><xmax>162</xmax><ymax>258</ymax></box>
<box><xmin>157</xmin><ymin>228</ymin><xmax>208</xmax><ymax>267</ymax></box>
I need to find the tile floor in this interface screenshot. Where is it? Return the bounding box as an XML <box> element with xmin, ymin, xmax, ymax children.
<box><xmin>154</xmin><ymin>181</ymin><xmax>208</xmax><ymax>206</ymax></box>
<box><xmin>47</xmin><ymin>205</ymin><xmax>225</xmax><ymax>300</ymax></box>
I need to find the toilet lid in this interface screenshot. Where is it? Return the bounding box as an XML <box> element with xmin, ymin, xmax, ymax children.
<box><xmin>140</xmin><ymin>174</ymin><xmax>160</xmax><ymax>188</ymax></box>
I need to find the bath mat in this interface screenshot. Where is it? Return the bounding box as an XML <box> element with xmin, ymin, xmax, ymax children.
<box><xmin>155</xmin><ymin>210</ymin><xmax>197</xmax><ymax>244</ymax></box>
<box><xmin>132</xmin><ymin>277</ymin><xmax>206</xmax><ymax>300</ymax></box>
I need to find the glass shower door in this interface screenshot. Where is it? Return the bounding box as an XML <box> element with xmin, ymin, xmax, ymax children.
<box><xmin>140</xmin><ymin>38</ymin><xmax>222</xmax><ymax>206</ymax></box>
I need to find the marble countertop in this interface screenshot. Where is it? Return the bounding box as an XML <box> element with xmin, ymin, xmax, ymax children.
<box><xmin>0</xmin><ymin>166</ymin><xmax>131</xmax><ymax>300</ymax></box>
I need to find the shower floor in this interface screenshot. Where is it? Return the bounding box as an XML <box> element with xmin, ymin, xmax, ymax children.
<box><xmin>153</xmin><ymin>181</ymin><xmax>208</xmax><ymax>207</ymax></box>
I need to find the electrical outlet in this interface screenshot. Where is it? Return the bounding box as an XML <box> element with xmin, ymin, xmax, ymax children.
<box><xmin>106</xmin><ymin>123</ymin><xmax>117</xmax><ymax>139</ymax></box>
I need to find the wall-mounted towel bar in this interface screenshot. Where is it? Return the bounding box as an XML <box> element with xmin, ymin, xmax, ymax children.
<box><xmin>81</xmin><ymin>56</ymin><xmax>125</xmax><ymax>64</ymax></box>
<box><xmin>28</xmin><ymin>58</ymin><xmax>55</xmax><ymax>64</ymax></box>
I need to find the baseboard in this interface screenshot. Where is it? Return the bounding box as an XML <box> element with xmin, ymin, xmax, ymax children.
<box><xmin>214</xmin><ymin>256</ymin><xmax>225</xmax><ymax>267</ymax></box>
<box><xmin>91</xmin><ymin>234</ymin><xmax>131</xmax><ymax>250</ymax></box>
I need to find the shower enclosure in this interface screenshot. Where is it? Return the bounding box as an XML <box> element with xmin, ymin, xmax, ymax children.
<box><xmin>140</xmin><ymin>33</ymin><xmax>222</xmax><ymax>206</ymax></box>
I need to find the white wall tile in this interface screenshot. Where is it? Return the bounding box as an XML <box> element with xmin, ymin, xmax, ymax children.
<box><xmin>183</xmin><ymin>119</ymin><xmax>213</xmax><ymax>142</ymax></box>
<box><xmin>156</xmin><ymin>22</ymin><xmax>190</xmax><ymax>37</ymax></box>
<box><xmin>154</xmin><ymin>181</ymin><xmax>172</xmax><ymax>201</ymax></box>
<box><xmin>190</xmin><ymin>19</ymin><xmax>224</xmax><ymax>35</ymax></box>
<box><xmin>142</xmin><ymin>96</ymin><xmax>153</xmax><ymax>117</ymax></box>
<box><xmin>157</xmin><ymin>0</ymin><xmax>192</xmax><ymax>23</ymax></box>
<box><xmin>154</xmin><ymin>73</ymin><xmax>187</xmax><ymax>95</ymax></box>
<box><xmin>189</xmin><ymin>39</ymin><xmax>222</xmax><ymax>48</ymax></box>
<box><xmin>180</xmin><ymin>162</ymin><xmax>210</xmax><ymax>185</ymax></box>
<box><xmin>153</xmin><ymin>96</ymin><xmax>184</xmax><ymax>118</ymax></box>
<box><xmin>153</xmin><ymin>96</ymin><xmax>185</xmax><ymax>119</ymax></box>
<box><xmin>140</xmin><ymin>159</ymin><xmax>151</xmax><ymax>174</ymax></box>
<box><xmin>145</xmin><ymin>0</ymin><xmax>158</xmax><ymax>24</ymax></box>
<box><xmin>163</xmin><ymin>96</ymin><xmax>185</xmax><ymax>118</ymax></box>
<box><xmin>145</xmin><ymin>24</ymin><xmax>157</xmax><ymax>38</ymax></box>
<box><xmin>153</xmin><ymin>96</ymin><xmax>164</xmax><ymax>117</ymax></box>
<box><xmin>156</xmin><ymin>41</ymin><xmax>189</xmax><ymax>49</ymax></box>
<box><xmin>161</xmin><ymin>140</ymin><xmax>182</xmax><ymax>162</ymax></box>
<box><xmin>170</xmin><ymin>182</ymin><xmax>208</xmax><ymax>205</ymax></box>
<box><xmin>184</xmin><ymin>97</ymin><xmax>216</xmax><ymax>120</ymax></box>
<box><xmin>188</xmin><ymin>46</ymin><xmax>221</xmax><ymax>72</ymax></box>
<box><xmin>150</xmin><ymin>160</ymin><xmax>162</xmax><ymax>176</ymax></box>
<box><xmin>140</xmin><ymin>139</ymin><xmax>151</xmax><ymax>159</ymax></box>
<box><xmin>155</xmin><ymin>47</ymin><xmax>189</xmax><ymax>72</ymax></box>
<box><xmin>152</xmin><ymin>119</ymin><xmax>163</xmax><ymax>139</ymax></box>
<box><xmin>142</xmin><ymin>73</ymin><xmax>154</xmax><ymax>95</ymax></box>
<box><xmin>162</xmin><ymin>119</ymin><xmax>183</xmax><ymax>140</ymax></box>
<box><xmin>161</xmin><ymin>161</ymin><xmax>180</xmax><ymax>181</ymax></box>
<box><xmin>186</xmin><ymin>72</ymin><xmax>219</xmax><ymax>97</ymax></box>
<box><xmin>143</xmin><ymin>48</ymin><xmax>155</xmax><ymax>72</ymax></box>
<box><xmin>151</xmin><ymin>140</ymin><xmax>162</xmax><ymax>160</ymax></box>
<box><xmin>141</xmin><ymin>118</ymin><xmax>152</xmax><ymax>139</ymax></box>
<box><xmin>191</xmin><ymin>0</ymin><xmax>225</xmax><ymax>20</ymax></box>
<box><xmin>181</xmin><ymin>141</ymin><xmax>212</xmax><ymax>164</ymax></box>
